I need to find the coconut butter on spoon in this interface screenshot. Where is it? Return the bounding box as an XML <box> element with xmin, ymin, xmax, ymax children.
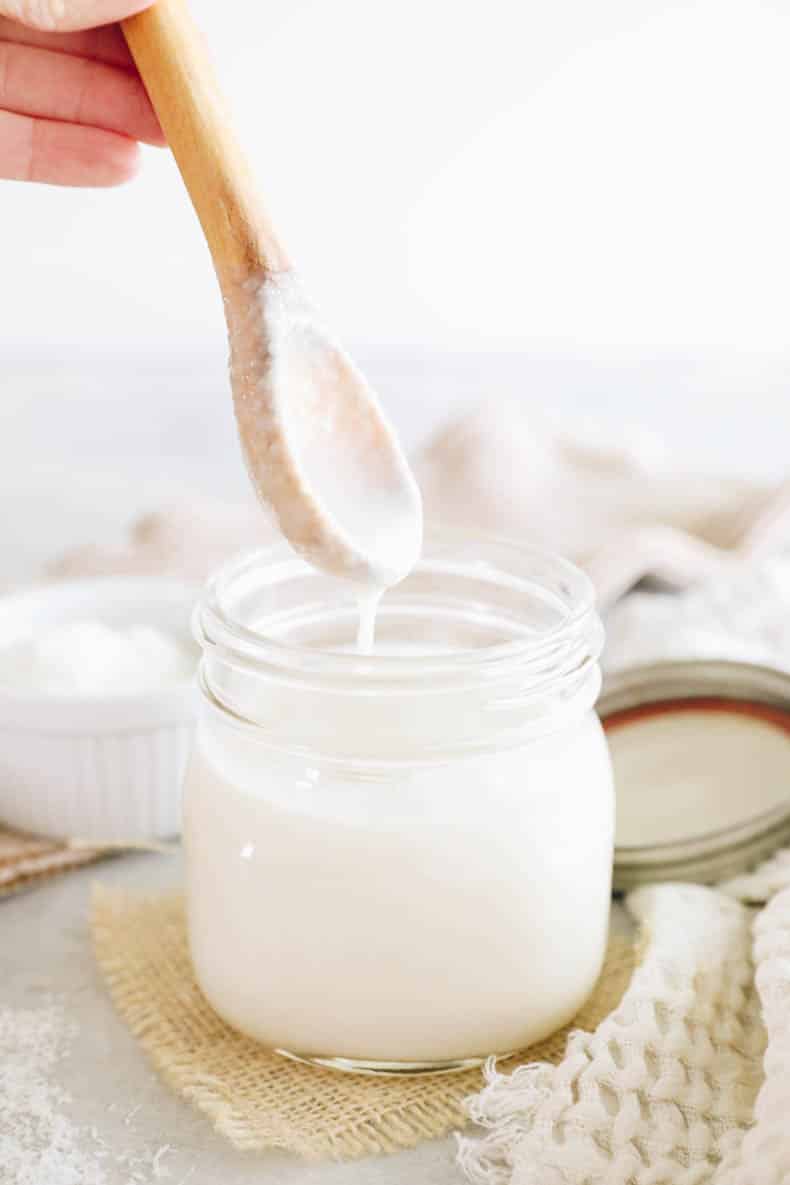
<box><xmin>122</xmin><ymin>1</ymin><xmax>422</xmax><ymax>595</ymax></box>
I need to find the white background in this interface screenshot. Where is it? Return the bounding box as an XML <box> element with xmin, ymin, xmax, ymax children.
<box><xmin>3</xmin><ymin>0</ymin><xmax>790</xmax><ymax>356</ymax></box>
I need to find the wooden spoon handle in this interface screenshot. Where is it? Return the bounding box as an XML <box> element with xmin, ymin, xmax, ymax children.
<box><xmin>122</xmin><ymin>0</ymin><xmax>290</xmax><ymax>289</ymax></box>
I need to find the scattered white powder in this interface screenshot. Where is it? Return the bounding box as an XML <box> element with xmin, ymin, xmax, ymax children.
<box><xmin>0</xmin><ymin>1001</ymin><xmax>105</xmax><ymax>1185</ymax></box>
<box><xmin>0</xmin><ymin>622</ymin><xmax>195</xmax><ymax>696</ymax></box>
<box><xmin>0</xmin><ymin>1000</ymin><xmax>186</xmax><ymax>1183</ymax></box>
<box><xmin>151</xmin><ymin>1145</ymin><xmax>172</xmax><ymax>1179</ymax></box>
<box><xmin>123</xmin><ymin>1103</ymin><xmax>143</xmax><ymax>1129</ymax></box>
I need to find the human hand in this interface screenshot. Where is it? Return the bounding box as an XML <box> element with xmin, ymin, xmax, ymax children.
<box><xmin>0</xmin><ymin>0</ymin><xmax>166</xmax><ymax>186</ymax></box>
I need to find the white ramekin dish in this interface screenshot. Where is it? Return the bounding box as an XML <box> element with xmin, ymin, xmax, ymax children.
<box><xmin>0</xmin><ymin>578</ymin><xmax>199</xmax><ymax>841</ymax></box>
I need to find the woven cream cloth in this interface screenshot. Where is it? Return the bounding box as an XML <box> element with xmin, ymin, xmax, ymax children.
<box><xmin>416</xmin><ymin>404</ymin><xmax>790</xmax><ymax>610</ymax></box>
<box><xmin>714</xmin><ymin>885</ymin><xmax>790</xmax><ymax>1185</ymax></box>
<box><xmin>458</xmin><ymin>874</ymin><xmax>790</xmax><ymax>1185</ymax></box>
<box><xmin>91</xmin><ymin>887</ymin><xmax>634</xmax><ymax>1162</ymax></box>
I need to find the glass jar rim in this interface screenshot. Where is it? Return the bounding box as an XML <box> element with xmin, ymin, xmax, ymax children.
<box><xmin>194</xmin><ymin>526</ymin><xmax>601</xmax><ymax>692</ymax></box>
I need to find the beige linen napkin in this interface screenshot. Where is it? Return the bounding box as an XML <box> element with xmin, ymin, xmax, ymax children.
<box><xmin>416</xmin><ymin>403</ymin><xmax>790</xmax><ymax>608</ymax></box>
<box><xmin>48</xmin><ymin>496</ymin><xmax>269</xmax><ymax>584</ymax></box>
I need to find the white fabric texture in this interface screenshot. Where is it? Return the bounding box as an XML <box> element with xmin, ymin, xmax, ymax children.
<box><xmin>460</xmin><ymin>876</ymin><xmax>790</xmax><ymax>1185</ymax></box>
<box><xmin>459</xmin><ymin>885</ymin><xmax>765</xmax><ymax>1185</ymax></box>
<box><xmin>604</xmin><ymin>555</ymin><xmax>790</xmax><ymax>675</ymax></box>
<box><xmin>416</xmin><ymin>403</ymin><xmax>790</xmax><ymax>610</ymax></box>
<box><xmin>715</xmin><ymin>886</ymin><xmax>790</xmax><ymax>1185</ymax></box>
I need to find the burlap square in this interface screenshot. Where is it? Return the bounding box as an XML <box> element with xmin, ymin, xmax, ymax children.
<box><xmin>92</xmin><ymin>887</ymin><xmax>634</xmax><ymax>1161</ymax></box>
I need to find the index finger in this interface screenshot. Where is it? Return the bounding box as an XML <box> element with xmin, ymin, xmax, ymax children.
<box><xmin>0</xmin><ymin>17</ymin><xmax>135</xmax><ymax>67</ymax></box>
<box><xmin>0</xmin><ymin>0</ymin><xmax>153</xmax><ymax>34</ymax></box>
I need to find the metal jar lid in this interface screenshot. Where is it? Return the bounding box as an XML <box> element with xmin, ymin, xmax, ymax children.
<box><xmin>599</xmin><ymin>659</ymin><xmax>790</xmax><ymax>891</ymax></box>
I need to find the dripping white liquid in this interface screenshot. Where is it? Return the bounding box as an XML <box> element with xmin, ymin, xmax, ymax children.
<box><xmin>355</xmin><ymin>589</ymin><xmax>383</xmax><ymax>655</ymax></box>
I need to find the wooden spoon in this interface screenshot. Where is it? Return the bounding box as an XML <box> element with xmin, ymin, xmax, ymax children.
<box><xmin>122</xmin><ymin>1</ymin><xmax>422</xmax><ymax>589</ymax></box>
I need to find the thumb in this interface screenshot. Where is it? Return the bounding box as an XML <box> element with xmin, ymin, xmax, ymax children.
<box><xmin>0</xmin><ymin>0</ymin><xmax>154</xmax><ymax>32</ymax></box>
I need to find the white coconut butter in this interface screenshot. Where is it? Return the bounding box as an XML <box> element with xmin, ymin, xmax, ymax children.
<box><xmin>184</xmin><ymin>535</ymin><xmax>614</xmax><ymax>1070</ymax></box>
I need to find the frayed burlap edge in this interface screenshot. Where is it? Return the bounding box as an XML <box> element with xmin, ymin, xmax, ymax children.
<box><xmin>92</xmin><ymin>886</ymin><xmax>635</xmax><ymax>1161</ymax></box>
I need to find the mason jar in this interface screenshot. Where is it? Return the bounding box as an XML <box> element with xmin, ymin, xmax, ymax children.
<box><xmin>184</xmin><ymin>529</ymin><xmax>613</xmax><ymax>1074</ymax></box>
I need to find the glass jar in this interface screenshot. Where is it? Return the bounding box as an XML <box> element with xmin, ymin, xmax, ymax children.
<box><xmin>185</xmin><ymin>530</ymin><xmax>613</xmax><ymax>1074</ymax></box>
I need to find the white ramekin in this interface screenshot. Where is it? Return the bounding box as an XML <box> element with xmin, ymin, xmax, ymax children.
<box><xmin>0</xmin><ymin>578</ymin><xmax>199</xmax><ymax>842</ymax></box>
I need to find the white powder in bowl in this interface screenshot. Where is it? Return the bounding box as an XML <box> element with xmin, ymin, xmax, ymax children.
<box><xmin>0</xmin><ymin>622</ymin><xmax>195</xmax><ymax>697</ymax></box>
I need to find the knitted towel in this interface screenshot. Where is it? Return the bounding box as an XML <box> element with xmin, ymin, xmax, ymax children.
<box><xmin>459</xmin><ymin>883</ymin><xmax>767</xmax><ymax>1185</ymax></box>
<box><xmin>715</xmin><ymin>885</ymin><xmax>790</xmax><ymax>1185</ymax></box>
